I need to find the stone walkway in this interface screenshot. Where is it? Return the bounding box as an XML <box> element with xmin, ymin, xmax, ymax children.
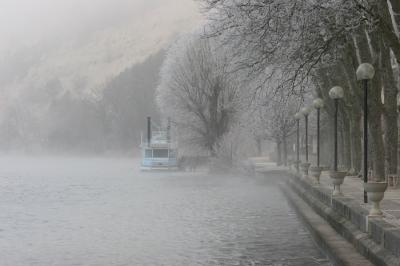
<box><xmin>313</xmin><ymin>171</ymin><xmax>400</xmax><ymax>227</ymax></box>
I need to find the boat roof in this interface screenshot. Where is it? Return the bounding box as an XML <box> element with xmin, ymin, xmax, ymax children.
<box><xmin>141</xmin><ymin>130</ymin><xmax>177</xmax><ymax>149</ymax></box>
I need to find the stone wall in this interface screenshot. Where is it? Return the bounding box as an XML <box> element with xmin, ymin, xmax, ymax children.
<box><xmin>284</xmin><ymin>172</ymin><xmax>400</xmax><ymax>266</ymax></box>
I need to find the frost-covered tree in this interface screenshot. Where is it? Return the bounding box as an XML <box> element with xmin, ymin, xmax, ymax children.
<box><xmin>157</xmin><ymin>35</ymin><xmax>240</xmax><ymax>155</ymax></box>
<box><xmin>256</xmin><ymin>93</ymin><xmax>300</xmax><ymax>165</ymax></box>
<box><xmin>202</xmin><ymin>0</ymin><xmax>400</xmax><ymax>180</ymax></box>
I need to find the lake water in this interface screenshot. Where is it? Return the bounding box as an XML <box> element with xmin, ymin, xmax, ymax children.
<box><xmin>0</xmin><ymin>157</ymin><xmax>330</xmax><ymax>265</ymax></box>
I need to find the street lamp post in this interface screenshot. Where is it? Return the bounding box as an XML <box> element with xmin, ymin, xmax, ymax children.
<box><xmin>294</xmin><ymin>112</ymin><xmax>302</xmax><ymax>173</ymax></box>
<box><xmin>310</xmin><ymin>98</ymin><xmax>324</xmax><ymax>184</ymax></box>
<box><xmin>357</xmin><ymin>63</ymin><xmax>387</xmax><ymax>216</ymax></box>
<box><xmin>397</xmin><ymin>94</ymin><xmax>400</xmax><ymax>178</ymax></box>
<box><xmin>300</xmin><ymin>106</ymin><xmax>312</xmax><ymax>178</ymax></box>
<box><xmin>329</xmin><ymin>86</ymin><xmax>346</xmax><ymax>196</ymax></box>
<box><xmin>356</xmin><ymin>63</ymin><xmax>375</xmax><ymax>203</ymax></box>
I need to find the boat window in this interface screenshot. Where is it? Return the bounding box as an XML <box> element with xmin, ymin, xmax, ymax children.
<box><xmin>145</xmin><ymin>149</ymin><xmax>153</xmax><ymax>158</ymax></box>
<box><xmin>169</xmin><ymin>150</ymin><xmax>177</xmax><ymax>158</ymax></box>
<box><xmin>153</xmin><ymin>149</ymin><xmax>168</xmax><ymax>158</ymax></box>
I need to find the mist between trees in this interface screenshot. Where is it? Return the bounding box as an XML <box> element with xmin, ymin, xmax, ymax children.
<box><xmin>156</xmin><ymin>0</ymin><xmax>400</xmax><ymax>178</ymax></box>
<box><xmin>0</xmin><ymin>51</ymin><xmax>163</xmax><ymax>154</ymax></box>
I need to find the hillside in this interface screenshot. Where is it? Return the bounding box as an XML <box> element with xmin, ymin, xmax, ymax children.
<box><xmin>0</xmin><ymin>0</ymin><xmax>201</xmax><ymax>153</ymax></box>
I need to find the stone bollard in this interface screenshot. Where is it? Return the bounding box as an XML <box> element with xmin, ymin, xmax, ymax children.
<box><xmin>300</xmin><ymin>162</ymin><xmax>311</xmax><ymax>178</ymax></box>
<box><xmin>309</xmin><ymin>166</ymin><xmax>322</xmax><ymax>184</ymax></box>
<box><xmin>364</xmin><ymin>182</ymin><xmax>387</xmax><ymax>216</ymax></box>
<box><xmin>329</xmin><ymin>171</ymin><xmax>346</xmax><ymax>196</ymax></box>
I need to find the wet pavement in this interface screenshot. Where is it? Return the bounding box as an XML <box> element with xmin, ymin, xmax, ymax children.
<box><xmin>0</xmin><ymin>157</ymin><xmax>330</xmax><ymax>265</ymax></box>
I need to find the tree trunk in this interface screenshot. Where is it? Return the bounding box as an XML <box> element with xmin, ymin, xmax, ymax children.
<box><xmin>315</xmin><ymin>69</ymin><xmax>336</xmax><ymax>169</ymax></box>
<box><xmin>378</xmin><ymin>0</ymin><xmax>400</xmax><ymax>64</ymax></box>
<box><xmin>341</xmin><ymin>45</ymin><xmax>363</xmax><ymax>174</ymax></box>
<box><xmin>276</xmin><ymin>140</ymin><xmax>282</xmax><ymax>166</ymax></box>
<box><xmin>389</xmin><ymin>0</ymin><xmax>400</xmax><ymax>34</ymax></box>
<box><xmin>342</xmin><ymin>112</ymin><xmax>352</xmax><ymax>170</ymax></box>
<box><xmin>256</xmin><ymin>137</ymin><xmax>262</xmax><ymax>156</ymax></box>
<box><xmin>382</xmin><ymin>41</ymin><xmax>398</xmax><ymax>175</ymax></box>
<box><xmin>323</xmin><ymin>62</ymin><xmax>357</xmax><ymax>172</ymax></box>
<box><xmin>369</xmin><ymin>32</ymin><xmax>386</xmax><ymax>180</ymax></box>
<box><xmin>350</xmin><ymin>113</ymin><xmax>362</xmax><ymax>174</ymax></box>
<box><xmin>283</xmin><ymin>135</ymin><xmax>288</xmax><ymax>166</ymax></box>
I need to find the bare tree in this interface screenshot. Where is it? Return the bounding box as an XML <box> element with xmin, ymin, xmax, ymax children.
<box><xmin>157</xmin><ymin>35</ymin><xmax>240</xmax><ymax>155</ymax></box>
<box><xmin>251</xmin><ymin>93</ymin><xmax>299</xmax><ymax>166</ymax></box>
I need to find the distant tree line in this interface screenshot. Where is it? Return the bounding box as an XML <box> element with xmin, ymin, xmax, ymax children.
<box><xmin>0</xmin><ymin>50</ymin><xmax>164</xmax><ymax>154</ymax></box>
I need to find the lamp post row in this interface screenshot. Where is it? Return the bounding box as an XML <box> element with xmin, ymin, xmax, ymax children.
<box><xmin>293</xmin><ymin>63</ymin><xmax>387</xmax><ymax>216</ymax></box>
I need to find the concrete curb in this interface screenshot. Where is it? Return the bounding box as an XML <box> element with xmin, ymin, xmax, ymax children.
<box><xmin>285</xmin><ymin>173</ymin><xmax>400</xmax><ymax>266</ymax></box>
<box><xmin>281</xmin><ymin>184</ymin><xmax>374</xmax><ymax>266</ymax></box>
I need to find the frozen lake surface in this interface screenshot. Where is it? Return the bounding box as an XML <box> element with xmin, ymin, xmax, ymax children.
<box><xmin>0</xmin><ymin>157</ymin><xmax>330</xmax><ymax>265</ymax></box>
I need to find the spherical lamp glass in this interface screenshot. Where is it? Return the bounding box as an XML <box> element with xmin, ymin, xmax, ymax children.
<box><xmin>329</xmin><ymin>86</ymin><xmax>344</xmax><ymax>99</ymax></box>
<box><xmin>356</xmin><ymin>63</ymin><xmax>375</xmax><ymax>80</ymax></box>
<box><xmin>313</xmin><ymin>98</ymin><xmax>324</xmax><ymax>109</ymax></box>
<box><xmin>294</xmin><ymin>112</ymin><xmax>302</xmax><ymax>120</ymax></box>
<box><xmin>301</xmin><ymin>106</ymin><xmax>312</xmax><ymax>116</ymax></box>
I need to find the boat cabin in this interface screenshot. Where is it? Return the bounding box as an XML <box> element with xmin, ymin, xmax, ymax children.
<box><xmin>140</xmin><ymin>117</ymin><xmax>178</xmax><ymax>170</ymax></box>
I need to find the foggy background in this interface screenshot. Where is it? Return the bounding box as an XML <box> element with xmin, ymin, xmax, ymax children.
<box><xmin>0</xmin><ymin>0</ymin><xmax>201</xmax><ymax>154</ymax></box>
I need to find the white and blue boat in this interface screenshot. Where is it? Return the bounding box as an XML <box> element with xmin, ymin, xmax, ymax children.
<box><xmin>140</xmin><ymin>117</ymin><xmax>178</xmax><ymax>170</ymax></box>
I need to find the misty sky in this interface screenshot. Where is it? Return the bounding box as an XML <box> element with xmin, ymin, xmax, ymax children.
<box><xmin>0</xmin><ymin>0</ymin><xmax>198</xmax><ymax>50</ymax></box>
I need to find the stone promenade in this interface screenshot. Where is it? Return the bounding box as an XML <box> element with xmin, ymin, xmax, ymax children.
<box><xmin>284</xmin><ymin>169</ymin><xmax>400</xmax><ymax>265</ymax></box>
<box><xmin>315</xmin><ymin>172</ymin><xmax>400</xmax><ymax>227</ymax></box>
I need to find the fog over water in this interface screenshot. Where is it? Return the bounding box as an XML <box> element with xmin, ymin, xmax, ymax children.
<box><xmin>0</xmin><ymin>2</ymin><xmax>332</xmax><ymax>265</ymax></box>
<box><xmin>0</xmin><ymin>157</ymin><xmax>330</xmax><ymax>265</ymax></box>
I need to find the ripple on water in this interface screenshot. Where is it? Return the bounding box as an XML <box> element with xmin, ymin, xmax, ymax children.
<box><xmin>0</xmin><ymin>158</ymin><xmax>331</xmax><ymax>266</ymax></box>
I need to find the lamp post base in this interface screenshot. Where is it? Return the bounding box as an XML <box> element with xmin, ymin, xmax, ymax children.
<box><xmin>300</xmin><ymin>162</ymin><xmax>311</xmax><ymax>178</ymax></box>
<box><xmin>292</xmin><ymin>160</ymin><xmax>301</xmax><ymax>173</ymax></box>
<box><xmin>364</xmin><ymin>182</ymin><xmax>387</xmax><ymax>216</ymax></box>
<box><xmin>329</xmin><ymin>171</ymin><xmax>346</xmax><ymax>196</ymax></box>
<box><xmin>310</xmin><ymin>166</ymin><xmax>322</xmax><ymax>184</ymax></box>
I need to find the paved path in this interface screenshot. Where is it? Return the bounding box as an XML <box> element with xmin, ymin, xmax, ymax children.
<box><xmin>311</xmin><ymin>171</ymin><xmax>400</xmax><ymax>227</ymax></box>
<box><xmin>248</xmin><ymin>157</ymin><xmax>288</xmax><ymax>173</ymax></box>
